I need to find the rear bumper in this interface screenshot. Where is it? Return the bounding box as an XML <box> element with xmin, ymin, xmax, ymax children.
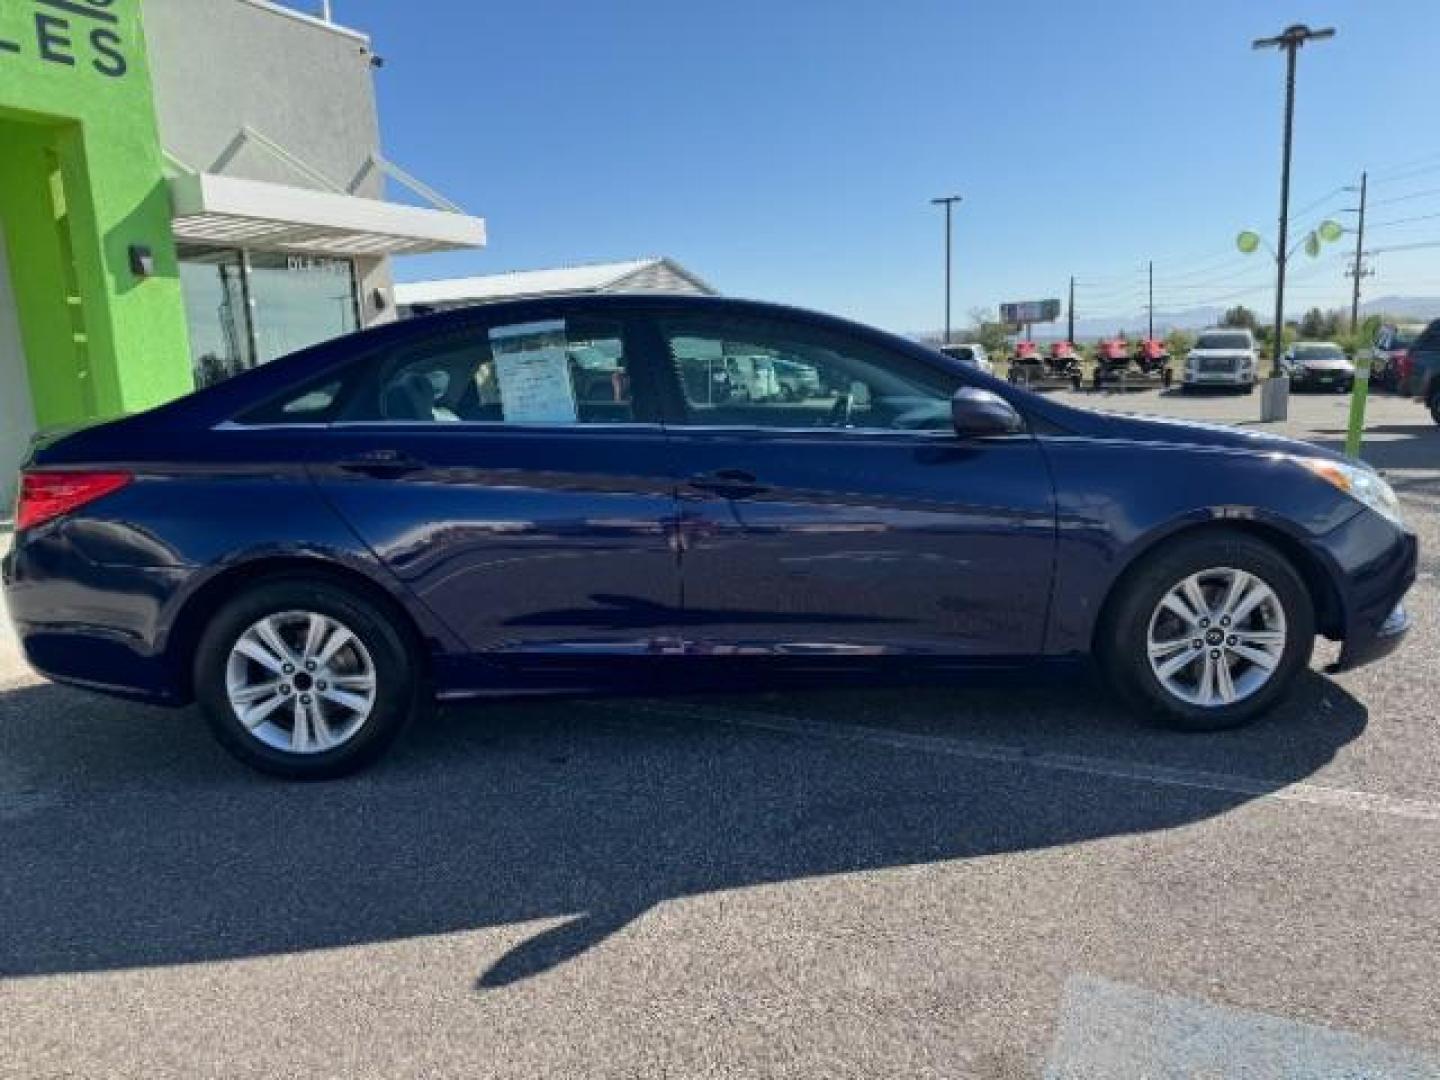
<box><xmin>2</xmin><ymin>534</ymin><xmax>190</xmax><ymax>705</ymax></box>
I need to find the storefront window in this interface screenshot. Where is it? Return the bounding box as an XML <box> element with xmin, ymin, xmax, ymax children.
<box><xmin>179</xmin><ymin>247</ymin><xmax>251</xmax><ymax>389</ymax></box>
<box><xmin>177</xmin><ymin>246</ymin><xmax>359</xmax><ymax>387</ymax></box>
<box><xmin>247</xmin><ymin>253</ymin><xmax>359</xmax><ymax>366</ymax></box>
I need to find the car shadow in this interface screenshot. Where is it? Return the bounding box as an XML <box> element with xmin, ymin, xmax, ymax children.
<box><xmin>0</xmin><ymin>670</ymin><xmax>1366</xmax><ymax>989</ymax></box>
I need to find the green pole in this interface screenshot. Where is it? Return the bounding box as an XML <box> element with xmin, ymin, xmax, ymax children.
<box><xmin>1345</xmin><ymin>354</ymin><xmax>1371</xmax><ymax>459</ymax></box>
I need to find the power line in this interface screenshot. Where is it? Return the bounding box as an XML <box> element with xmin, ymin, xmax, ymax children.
<box><xmin>1366</xmin><ymin>184</ymin><xmax>1440</xmax><ymax>209</ymax></box>
<box><xmin>1368</xmin><ymin>209</ymin><xmax>1440</xmax><ymax>230</ymax></box>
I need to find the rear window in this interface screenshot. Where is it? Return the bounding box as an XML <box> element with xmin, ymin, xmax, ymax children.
<box><xmin>1195</xmin><ymin>332</ymin><xmax>1252</xmax><ymax>350</ymax></box>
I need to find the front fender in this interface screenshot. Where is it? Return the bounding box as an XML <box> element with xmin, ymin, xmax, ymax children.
<box><xmin>1038</xmin><ymin>438</ymin><xmax>1360</xmax><ymax>655</ymax></box>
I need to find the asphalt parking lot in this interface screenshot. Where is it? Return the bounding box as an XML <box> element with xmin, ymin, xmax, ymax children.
<box><xmin>1</xmin><ymin>388</ymin><xmax>1438</xmax><ymax>1079</ymax></box>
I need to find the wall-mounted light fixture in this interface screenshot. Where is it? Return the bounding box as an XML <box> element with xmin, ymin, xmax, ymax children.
<box><xmin>128</xmin><ymin>244</ymin><xmax>155</xmax><ymax>278</ymax></box>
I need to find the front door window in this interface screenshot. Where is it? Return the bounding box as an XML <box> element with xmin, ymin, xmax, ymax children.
<box><xmin>662</xmin><ymin>316</ymin><xmax>961</xmax><ymax>432</ymax></box>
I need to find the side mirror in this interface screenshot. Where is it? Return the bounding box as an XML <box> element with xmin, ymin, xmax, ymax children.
<box><xmin>951</xmin><ymin>387</ymin><xmax>1023</xmax><ymax>437</ymax></box>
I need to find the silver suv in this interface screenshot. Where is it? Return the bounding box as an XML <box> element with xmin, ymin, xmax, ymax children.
<box><xmin>1182</xmin><ymin>328</ymin><xmax>1259</xmax><ymax>392</ymax></box>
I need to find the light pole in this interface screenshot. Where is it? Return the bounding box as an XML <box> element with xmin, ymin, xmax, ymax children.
<box><xmin>931</xmin><ymin>195</ymin><xmax>962</xmax><ymax>343</ymax></box>
<box><xmin>1253</xmin><ymin>23</ymin><xmax>1335</xmax><ymax>420</ymax></box>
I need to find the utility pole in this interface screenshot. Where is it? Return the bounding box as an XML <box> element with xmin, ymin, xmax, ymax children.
<box><xmin>1253</xmin><ymin>23</ymin><xmax>1335</xmax><ymax>420</ymax></box>
<box><xmin>1147</xmin><ymin>260</ymin><xmax>1154</xmax><ymax>340</ymax></box>
<box><xmin>931</xmin><ymin>195</ymin><xmax>962</xmax><ymax>343</ymax></box>
<box><xmin>1348</xmin><ymin>171</ymin><xmax>1368</xmax><ymax>329</ymax></box>
<box><xmin>1067</xmin><ymin>275</ymin><xmax>1076</xmax><ymax>343</ymax></box>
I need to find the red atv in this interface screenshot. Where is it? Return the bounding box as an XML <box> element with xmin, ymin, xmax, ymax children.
<box><xmin>1092</xmin><ymin>338</ymin><xmax>1131</xmax><ymax>387</ymax></box>
<box><xmin>1132</xmin><ymin>338</ymin><xmax>1174</xmax><ymax>386</ymax></box>
<box><xmin>1046</xmin><ymin>341</ymin><xmax>1082</xmax><ymax>378</ymax></box>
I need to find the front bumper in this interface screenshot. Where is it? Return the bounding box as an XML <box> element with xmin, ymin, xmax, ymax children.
<box><xmin>1183</xmin><ymin>370</ymin><xmax>1254</xmax><ymax>385</ymax></box>
<box><xmin>1322</xmin><ymin>512</ymin><xmax>1418</xmax><ymax>674</ymax></box>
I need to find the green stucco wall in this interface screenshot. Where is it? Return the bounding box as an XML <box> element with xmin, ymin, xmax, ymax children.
<box><xmin>0</xmin><ymin>0</ymin><xmax>191</xmax><ymax>427</ymax></box>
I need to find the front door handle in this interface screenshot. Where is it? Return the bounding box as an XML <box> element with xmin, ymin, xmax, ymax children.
<box><xmin>686</xmin><ymin>468</ymin><xmax>767</xmax><ymax>499</ymax></box>
<box><xmin>337</xmin><ymin>449</ymin><xmax>426</xmax><ymax>478</ymax></box>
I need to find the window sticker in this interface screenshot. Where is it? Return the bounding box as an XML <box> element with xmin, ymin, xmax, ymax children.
<box><xmin>489</xmin><ymin>321</ymin><xmax>579</xmax><ymax>424</ymax></box>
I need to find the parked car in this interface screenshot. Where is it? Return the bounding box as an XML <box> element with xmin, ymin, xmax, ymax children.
<box><xmin>772</xmin><ymin>357</ymin><xmax>823</xmax><ymax>400</ymax></box>
<box><xmin>1400</xmin><ymin>317</ymin><xmax>1440</xmax><ymax>424</ymax></box>
<box><xmin>3</xmin><ymin>296</ymin><xmax>1416</xmax><ymax>778</ymax></box>
<box><xmin>937</xmin><ymin>342</ymin><xmax>995</xmax><ymax>376</ymax></box>
<box><xmin>1182</xmin><ymin>328</ymin><xmax>1259</xmax><ymax>392</ymax></box>
<box><xmin>1367</xmin><ymin>323</ymin><xmax>1427</xmax><ymax>392</ymax></box>
<box><xmin>1283</xmin><ymin>341</ymin><xmax>1355</xmax><ymax>393</ymax></box>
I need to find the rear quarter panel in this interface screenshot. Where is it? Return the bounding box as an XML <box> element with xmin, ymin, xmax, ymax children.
<box><xmin>11</xmin><ymin>425</ymin><xmax>460</xmax><ymax>697</ymax></box>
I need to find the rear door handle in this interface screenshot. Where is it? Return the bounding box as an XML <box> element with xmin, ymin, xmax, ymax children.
<box><xmin>686</xmin><ymin>468</ymin><xmax>767</xmax><ymax>499</ymax></box>
<box><xmin>337</xmin><ymin>449</ymin><xmax>426</xmax><ymax>478</ymax></box>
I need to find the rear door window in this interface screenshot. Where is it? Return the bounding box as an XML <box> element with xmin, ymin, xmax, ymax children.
<box><xmin>352</xmin><ymin>315</ymin><xmax>649</xmax><ymax>425</ymax></box>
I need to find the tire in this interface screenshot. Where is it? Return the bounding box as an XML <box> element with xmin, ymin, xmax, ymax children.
<box><xmin>194</xmin><ymin>575</ymin><xmax>420</xmax><ymax>779</ymax></box>
<box><xmin>1429</xmin><ymin>389</ymin><xmax>1440</xmax><ymax>427</ymax></box>
<box><xmin>1099</xmin><ymin>530</ymin><xmax>1315</xmax><ymax>732</ymax></box>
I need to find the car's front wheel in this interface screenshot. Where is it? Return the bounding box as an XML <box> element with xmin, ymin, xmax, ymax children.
<box><xmin>1101</xmin><ymin>531</ymin><xmax>1315</xmax><ymax>731</ymax></box>
<box><xmin>194</xmin><ymin>575</ymin><xmax>419</xmax><ymax>779</ymax></box>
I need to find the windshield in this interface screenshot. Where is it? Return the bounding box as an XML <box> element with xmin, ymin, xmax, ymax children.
<box><xmin>1195</xmin><ymin>332</ymin><xmax>1251</xmax><ymax>350</ymax></box>
<box><xmin>940</xmin><ymin>344</ymin><xmax>975</xmax><ymax>362</ymax></box>
<box><xmin>1293</xmin><ymin>344</ymin><xmax>1345</xmax><ymax>361</ymax></box>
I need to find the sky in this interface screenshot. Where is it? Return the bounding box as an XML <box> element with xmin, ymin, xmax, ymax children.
<box><xmin>325</xmin><ymin>0</ymin><xmax>1440</xmax><ymax>333</ymax></box>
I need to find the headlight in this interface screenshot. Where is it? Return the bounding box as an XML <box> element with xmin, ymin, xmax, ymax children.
<box><xmin>1296</xmin><ymin>457</ymin><xmax>1405</xmax><ymax>526</ymax></box>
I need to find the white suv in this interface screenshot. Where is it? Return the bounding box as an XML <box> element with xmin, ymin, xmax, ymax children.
<box><xmin>938</xmin><ymin>343</ymin><xmax>995</xmax><ymax>376</ymax></box>
<box><xmin>1183</xmin><ymin>328</ymin><xmax>1259</xmax><ymax>392</ymax></box>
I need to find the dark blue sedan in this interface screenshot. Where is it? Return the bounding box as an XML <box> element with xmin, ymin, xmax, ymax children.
<box><xmin>2</xmin><ymin>296</ymin><xmax>1417</xmax><ymax>778</ymax></box>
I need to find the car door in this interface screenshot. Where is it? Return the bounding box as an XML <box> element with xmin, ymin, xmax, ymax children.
<box><xmin>642</xmin><ymin>308</ymin><xmax>1057</xmax><ymax>658</ymax></box>
<box><xmin>307</xmin><ymin>304</ymin><xmax>684</xmax><ymax>685</ymax></box>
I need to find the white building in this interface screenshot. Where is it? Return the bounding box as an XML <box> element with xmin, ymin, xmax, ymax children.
<box><xmin>395</xmin><ymin>257</ymin><xmax>717</xmax><ymax>315</ymax></box>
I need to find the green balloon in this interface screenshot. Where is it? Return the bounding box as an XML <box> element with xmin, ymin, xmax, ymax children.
<box><xmin>1304</xmin><ymin>232</ymin><xmax>1321</xmax><ymax>257</ymax></box>
<box><xmin>1236</xmin><ymin>230</ymin><xmax>1261</xmax><ymax>254</ymax></box>
<box><xmin>1318</xmin><ymin>219</ymin><xmax>1344</xmax><ymax>243</ymax></box>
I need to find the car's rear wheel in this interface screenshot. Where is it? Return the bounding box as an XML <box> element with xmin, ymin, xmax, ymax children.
<box><xmin>1428</xmin><ymin>388</ymin><xmax>1440</xmax><ymax>426</ymax></box>
<box><xmin>1101</xmin><ymin>531</ymin><xmax>1314</xmax><ymax>731</ymax></box>
<box><xmin>195</xmin><ymin>576</ymin><xmax>419</xmax><ymax>779</ymax></box>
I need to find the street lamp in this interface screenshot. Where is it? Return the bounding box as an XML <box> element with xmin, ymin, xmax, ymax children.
<box><xmin>931</xmin><ymin>195</ymin><xmax>962</xmax><ymax>344</ymax></box>
<box><xmin>1252</xmin><ymin>23</ymin><xmax>1336</xmax><ymax>420</ymax></box>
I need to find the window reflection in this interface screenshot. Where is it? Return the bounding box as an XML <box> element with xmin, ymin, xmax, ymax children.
<box><xmin>246</xmin><ymin>253</ymin><xmax>358</xmax><ymax>366</ymax></box>
<box><xmin>178</xmin><ymin>247</ymin><xmax>250</xmax><ymax>389</ymax></box>
<box><xmin>177</xmin><ymin>247</ymin><xmax>360</xmax><ymax>388</ymax></box>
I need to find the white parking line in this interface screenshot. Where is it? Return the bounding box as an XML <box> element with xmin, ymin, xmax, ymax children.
<box><xmin>596</xmin><ymin>702</ymin><xmax>1440</xmax><ymax>825</ymax></box>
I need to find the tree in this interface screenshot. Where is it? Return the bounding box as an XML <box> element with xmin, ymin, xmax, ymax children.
<box><xmin>1298</xmin><ymin>306</ymin><xmax>1342</xmax><ymax>340</ymax></box>
<box><xmin>1221</xmin><ymin>305</ymin><xmax>1258</xmax><ymax>330</ymax></box>
<box><xmin>1165</xmin><ymin>329</ymin><xmax>1195</xmax><ymax>359</ymax></box>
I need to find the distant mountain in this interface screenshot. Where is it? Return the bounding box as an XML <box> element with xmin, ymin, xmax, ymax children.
<box><xmin>915</xmin><ymin>295</ymin><xmax>1440</xmax><ymax>344</ymax></box>
<box><xmin>1358</xmin><ymin>295</ymin><xmax>1440</xmax><ymax>321</ymax></box>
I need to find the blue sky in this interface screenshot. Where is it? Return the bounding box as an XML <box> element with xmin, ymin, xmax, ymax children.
<box><xmin>334</xmin><ymin>0</ymin><xmax>1440</xmax><ymax>332</ymax></box>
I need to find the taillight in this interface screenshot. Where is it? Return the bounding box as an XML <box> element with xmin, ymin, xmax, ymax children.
<box><xmin>16</xmin><ymin>470</ymin><xmax>133</xmax><ymax>531</ymax></box>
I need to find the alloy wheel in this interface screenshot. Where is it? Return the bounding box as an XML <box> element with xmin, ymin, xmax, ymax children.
<box><xmin>1145</xmin><ymin>567</ymin><xmax>1288</xmax><ymax>708</ymax></box>
<box><xmin>224</xmin><ymin>610</ymin><xmax>378</xmax><ymax>754</ymax></box>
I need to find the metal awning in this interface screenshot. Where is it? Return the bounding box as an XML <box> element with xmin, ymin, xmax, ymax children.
<box><xmin>168</xmin><ymin>172</ymin><xmax>487</xmax><ymax>257</ymax></box>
